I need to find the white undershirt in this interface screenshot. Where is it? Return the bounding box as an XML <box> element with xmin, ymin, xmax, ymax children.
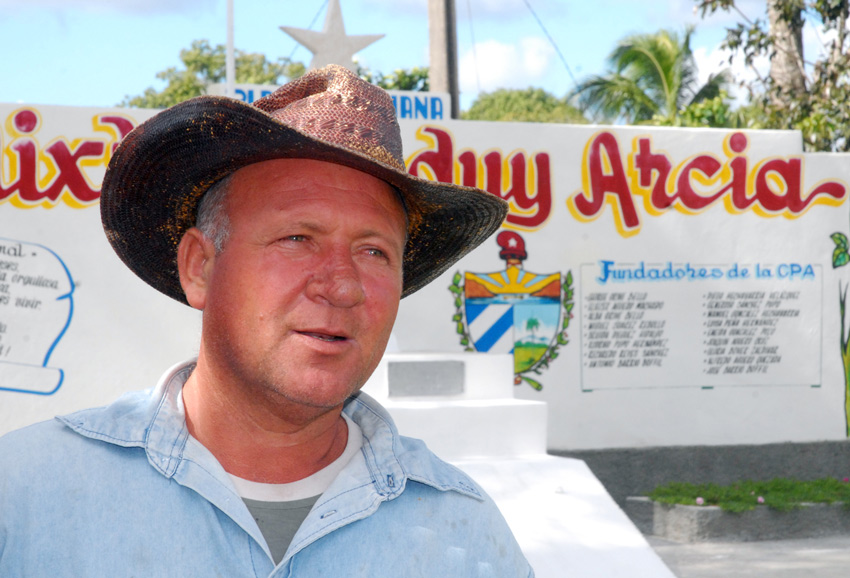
<box><xmin>227</xmin><ymin>413</ymin><xmax>363</xmax><ymax>502</ymax></box>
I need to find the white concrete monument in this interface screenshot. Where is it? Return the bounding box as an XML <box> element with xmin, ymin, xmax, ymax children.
<box><xmin>281</xmin><ymin>0</ymin><xmax>383</xmax><ymax>72</ymax></box>
<box><xmin>362</xmin><ymin>354</ymin><xmax>676</xmax><ymax>577</ymax></box>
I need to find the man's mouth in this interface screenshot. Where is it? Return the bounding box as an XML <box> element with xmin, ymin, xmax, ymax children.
<box><xmin>299</xmin><ymin>331</ymin><xmax>347</xmax><ymax>342</ymax></box>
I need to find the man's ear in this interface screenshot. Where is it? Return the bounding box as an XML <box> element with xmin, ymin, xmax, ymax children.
<box><xmin>177</xmin><ymin>228</ymin><xmax>216</xmax><ymax>310</ymax></box>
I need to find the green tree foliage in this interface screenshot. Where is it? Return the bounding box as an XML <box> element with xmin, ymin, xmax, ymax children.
<box><xmin>120</xmin><ymin>40</ymin><xmax>306</xmax><ymax>109</ymax></box>
<box><xmin>461</xmin><ymin>88</ymin><xmax>587</xmax><ymax>123</ymax></box>
<box><xmin>357</xmin><ymin>65</ymin><xmax>430</xmax><ymax>91</ymax></box>
<box><xmin>695</xmin><ymin>0</ymin><xmax>850</xmax><ymax>151</ymax></box>
<box><xmin>572</xmin><ymin>27</ymin><xmax>730</xmax><ymax>125</ymax></box>
<box><xmin>657</xmin><ymin>91</ymin><xmax>750</xmax><ymax>127</ymax></box>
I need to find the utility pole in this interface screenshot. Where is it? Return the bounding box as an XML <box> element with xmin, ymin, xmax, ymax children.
<box><xmin>428</xmin><ymin>0</ymin><xmax>459</xmax><ymax>119</ymax></box>
<box><xmin>226</xmin><ymin>0</ymin><xmax>235</xmax><ymax>98</ymax></box>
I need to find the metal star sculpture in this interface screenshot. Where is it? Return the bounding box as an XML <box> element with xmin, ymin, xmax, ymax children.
<box><xmin>281</xmin><ymin>0</ymin><xmax>384</xmax><ymax>72</ymax></box>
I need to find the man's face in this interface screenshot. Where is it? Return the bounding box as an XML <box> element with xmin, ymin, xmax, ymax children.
<box><xmin>197</xmin><ymin>158</ymin><xmax>406</xmax><ymax>414</ymax></box>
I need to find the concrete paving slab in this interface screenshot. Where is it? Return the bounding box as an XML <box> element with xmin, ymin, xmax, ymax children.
<box><xmin>457</xmin><ymin>456</ymin><xmax>676</xmax><ymax>578</ymax></box>
<box><xmin>648</xmin><ymin>534</ymin><xmax>850</xmax><ymax>578</ymax></box>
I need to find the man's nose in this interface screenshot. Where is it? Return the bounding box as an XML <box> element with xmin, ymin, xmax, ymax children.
<box><xmin>306</xmin><ymin>247</ymin><xmax>365</xmax><ymax>307</ymax></box>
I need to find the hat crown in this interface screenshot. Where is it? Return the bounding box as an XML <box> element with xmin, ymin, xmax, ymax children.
<box><xmin>101</xmin><ymin>64</ymin><xmax>508</xmax><ymax>305</ymax></box>
<box><xmin>253</xmin><ymin>65</ymin><xmax>405</xmax><ymax>171</ymax></box>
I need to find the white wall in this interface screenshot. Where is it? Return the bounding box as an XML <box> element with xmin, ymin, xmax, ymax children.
<box><xmin>1</xmin><ymin>102</ymin><xmax>848</xmax><ymax>450</ymax></box>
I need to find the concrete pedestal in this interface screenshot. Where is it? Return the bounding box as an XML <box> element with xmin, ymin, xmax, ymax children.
<box><xmin>362</xmin><ymin>352</ymin><xmax>675</xmax><ymax>577</ymax></box>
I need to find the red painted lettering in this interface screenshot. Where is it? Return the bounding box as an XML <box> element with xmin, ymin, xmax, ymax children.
<box><xmin>407</xmin><ymin>126</ymin><xmax>553</xmax><ymax>231</ymax></box>
<box><xmin>38</xmin><ymin>141</ymin><xmax>104</xmax><ymax>203</ymax></box>
<box><xmin>571</xmin><ymin>131</ymin><xmax>847</xmax><ymax>236</ymax></box>
<box><xmin>675</xmin><ymin>155</ymin><xmax>723</xmax><ymax>210</ymax></box>
<box><xmin>634</xmin><ymin>138</ymin><xmax>672</xmax><ymax>210</ymax></box>
<box><xmin>100</xmin><ymin>116</ymin><xmax>136</xmax><ymax>154</ymax></box>
<box><xmin>407</xmin><ymin>126</ymin><xmax>453</xmax><ymax>183</ymax></box>
<box><xmin>482</xmin><ymin>151</ymin><xmax>552</xmax><ymax>228</ymax></box>
<box><xmin>571</xmin><ymin>132</ymin><xmax>639</xmax><ymax>232</ymax></box>
<box><xmin>458</xmin><ymin>150</ymin><xmax>477</xmax><ymax>188</ymax></box>
<box><xmin>1</xmin><ymin>109</ymin><xmax>137</xmax><ymax>208</ymax></box>
<box><xmin>0</xmin><ymin>139</ymin><xmax>37</xmax><ymax>201</ymax></box>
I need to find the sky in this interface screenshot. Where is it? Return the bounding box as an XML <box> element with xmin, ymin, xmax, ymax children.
<box><xmin>0</xmin><ymin>0</ymin><xmax>832</xmax><ymax>111</ymax></box>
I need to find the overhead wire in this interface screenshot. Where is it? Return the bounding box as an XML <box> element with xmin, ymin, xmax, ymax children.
<box><xmin>287</xmin><ymin>0</ymin><xmax>330</xmax><ymax>62</ymax></box>
<box><xmin>520</xmin><ymin>0</ymin><xmax>578</xmax><ymax>90</ymax></box>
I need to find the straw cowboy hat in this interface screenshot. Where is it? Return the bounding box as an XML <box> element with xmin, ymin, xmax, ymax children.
<box><xmin>101</xmin><ymin>64</ymin><xmax>507</xmax><ymax>302</ymax></box>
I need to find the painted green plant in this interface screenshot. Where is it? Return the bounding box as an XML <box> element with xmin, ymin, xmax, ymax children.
<box><xmin>449</xmin><ymin>271</ymin><xmax>474</xmax><ymax>352</ymax></box>
<box><xmin>830</xmin><ymin>231</ymin><xmax>850</xmax><ymax>436</ymax></box>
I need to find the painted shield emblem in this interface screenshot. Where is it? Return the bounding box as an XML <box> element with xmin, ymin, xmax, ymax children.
<box><xmin>450</xmin><ymin>231</ymin><xmax>573</xmax><ymax>390</ymax></box>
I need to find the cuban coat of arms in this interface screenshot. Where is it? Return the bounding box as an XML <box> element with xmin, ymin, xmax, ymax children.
<box><xmin>450</xmin><ymin>231</ymin><xmax>573</xmax><ymax>390</ymax></box>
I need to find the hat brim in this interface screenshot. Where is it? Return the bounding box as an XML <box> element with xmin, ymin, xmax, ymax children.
<box><xmin>101</xmin><ymin>96</ymin><xmax>507</xmax><ymax>303</ymax></box>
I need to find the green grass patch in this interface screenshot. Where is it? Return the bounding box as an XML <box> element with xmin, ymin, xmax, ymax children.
<box><xmin>513</xmin><ymin>342</ymin><xmax>549</xmax><ymax>373</ymax></box>
<box><xmin>648</xmin><ymin>477</ymin><xmax>850</xmax><ymax>513</ymax></box>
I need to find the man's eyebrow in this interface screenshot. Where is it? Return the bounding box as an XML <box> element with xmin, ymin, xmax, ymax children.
<box><xmin>279</xmin><ymin>221</ymin><xmax>401</xmax><ymax>243</ymax></box>
<box><xmin>287</xmin><ymin>220</ymin><xmax>324</xmax><ymax>232</ymax></box>
<box><xmin>273</xmin><ymin>219</ymin><xmax>328</xmax><ymax>235</ymax></box>
<box><xmin>358</xmin><ymin>227</ymin><xmax>399</xmax><ymax>239</ymax></box>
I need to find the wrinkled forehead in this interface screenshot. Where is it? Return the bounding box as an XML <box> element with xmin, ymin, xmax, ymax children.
<box><xmin>226</xmin><ymin>158</ymin><xmax>408</xmax><ymax>224</ymax></box>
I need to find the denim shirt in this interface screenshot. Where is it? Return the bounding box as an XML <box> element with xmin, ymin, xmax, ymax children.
<box><xmin>0</xmin><ymin>361</ymin><xmax>533</xmax><ymax>577</ymax></box>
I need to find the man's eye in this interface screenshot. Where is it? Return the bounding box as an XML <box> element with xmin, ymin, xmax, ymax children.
<box><xmin>285</xmin><ymin>235</ymin><xmax>307</xmax><ymax>242</ymax></box>
<box><xmin>366</xmin><ymin>248</ymin><xmax>386</xmax><ymax>258</ymax></box>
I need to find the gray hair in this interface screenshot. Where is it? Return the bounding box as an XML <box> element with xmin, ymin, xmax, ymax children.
<box><xmin>195</xmin><ymin>174</ymin><xmax>233</xmax><ymax>253</ymax></box>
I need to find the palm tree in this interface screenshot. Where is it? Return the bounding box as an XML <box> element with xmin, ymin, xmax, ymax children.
<box><xmin>525</xmin><ymin>317</ymin><xmax>540</xmax><ymax>341</ymax></box>
<box><xmin>573</xmin><ymin>27</ymin><xmax>729</xmax><ymax>125</ymax></box>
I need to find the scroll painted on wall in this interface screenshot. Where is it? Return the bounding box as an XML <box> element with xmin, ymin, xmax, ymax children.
<box><xmin>0</xmin><ymin>238</ymin><xmax>74</xmax><ymax>395</ymax></box>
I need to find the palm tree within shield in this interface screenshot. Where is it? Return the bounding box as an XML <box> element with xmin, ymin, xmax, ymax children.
<box><xmin>464</xmin><ymin>267</ymin><xmax>561</xmax><ymax>373</ymax></box>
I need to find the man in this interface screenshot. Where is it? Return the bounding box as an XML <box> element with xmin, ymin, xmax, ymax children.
<box><xmin>0</xmin><ymin>65</ymin><xmax>533</xmax><ymax>576</ymax></box>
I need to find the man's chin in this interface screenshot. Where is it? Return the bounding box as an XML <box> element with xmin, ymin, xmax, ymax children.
<box><xmin>270</xmin><ymin>378</ymin><xmax>364</xmax><ymax>410</ymax></box>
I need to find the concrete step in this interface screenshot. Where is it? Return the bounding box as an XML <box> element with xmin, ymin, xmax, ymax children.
<box><xmin>364</xmin><ymin>351</ymin><xmax>516</xmax><ymax>400</ymax></box>
<box><xmin>380</xmin><ymin>397</ymin><xmax>547</xmax><ymax>460</ymax></box>
<box><xmin>362</xmin><ymin>352</ymin><xmax>547</xmax><ymax>459</ymax></box>
<box><xmin>626</xmin><ymin>496</ymin><xmax>850</xmax><ymax>542</ymax></box>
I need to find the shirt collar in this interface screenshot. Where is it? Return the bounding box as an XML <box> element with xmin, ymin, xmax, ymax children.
<box><xmin>343</xmin><ymin>392</ymin><xmax>483</xmax><ymax>501</ymax></box>
<box><xmin>58</xmin><ymin>359</ymin><xmax>483</xmax><ymax>500</ymax></box>
<box><xmin>58</xmin><ymin>359</ymin><xmax>194</xmax><ymax>477</ymax></box>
